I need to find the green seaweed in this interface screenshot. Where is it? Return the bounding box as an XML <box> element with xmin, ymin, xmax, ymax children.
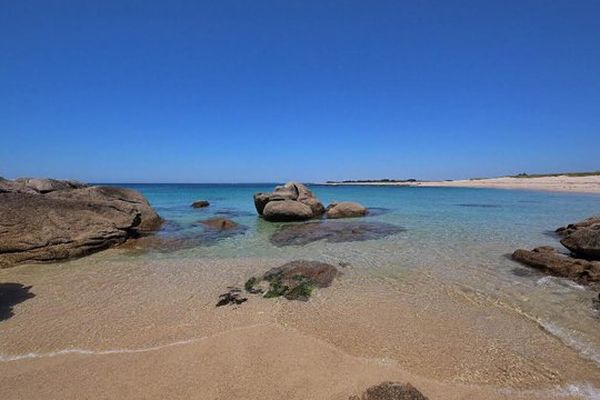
<box><xmin>244</xmin><ymin>276</ymin><xmax>258</xmax><ymax>292</ymax></box>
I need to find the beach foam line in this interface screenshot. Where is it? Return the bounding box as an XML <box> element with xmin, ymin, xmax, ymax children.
<box><xmin>539</xmin><ymin>320</ymin><xmax>600</xmax><ymax>367</ymax></box>
<box><xmin>0</xmin><ymin>323</ymin><xmax>271</xmax><ymax>362</ymax></box>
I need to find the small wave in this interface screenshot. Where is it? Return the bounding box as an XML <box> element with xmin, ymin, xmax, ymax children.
<box><xmin>536</xmin><ymin>276</ymin><xmax>585</xmax><ymax>290</ymax></box>
<box><xmin>539</xmin><ymin>320</ymin><xmax>600</xmax><ymax>367</ymax></box>
<box><xmin>0</xmin><ymin>323</ymin><xmax>269</xmax><ymax>363</ymax></box>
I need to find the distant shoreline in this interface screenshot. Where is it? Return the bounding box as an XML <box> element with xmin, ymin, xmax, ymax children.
<box><xmin>324</xmin><ymin>174</ymin><xmax>600</xmax><ymax>194</ymax></box>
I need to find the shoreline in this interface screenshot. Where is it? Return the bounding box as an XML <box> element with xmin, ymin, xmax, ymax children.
<box><xmin>325</xmin><ymin>175</ymin><xmax>600</xmax><ymax>194</ymax></box>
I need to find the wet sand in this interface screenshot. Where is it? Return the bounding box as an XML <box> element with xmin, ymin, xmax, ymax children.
<box><xmin>327</xmin><ymin>175</ymin><xmax>600</xmax><ymax>194</ymax></box>
<box><xmin>2</xmin><ymin>253</ymin><xmax>600</xmax><ymax>399</ymax></box>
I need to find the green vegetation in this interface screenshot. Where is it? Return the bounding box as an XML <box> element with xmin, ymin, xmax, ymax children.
<box><xmin>510</xmin><ymin>171</ymin><xmax>600</xmax><ymax>178</ymax></box>
<box><xmin>244</xmin><ymin>272</ymin><xmax>315</xmax><ymax>300</ymax></box>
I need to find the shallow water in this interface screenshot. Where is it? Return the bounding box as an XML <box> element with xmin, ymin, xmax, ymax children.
<box><xmin>1</xmin><ymin>184</ymin><xmax>600</xmax><ymax>398</ymax></box>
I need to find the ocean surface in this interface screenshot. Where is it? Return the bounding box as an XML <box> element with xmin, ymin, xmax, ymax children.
<box><xmin>117</xmin><ymin>183</ymin><xmax>600</xmax><ymax>361</ymax></box>
<box><xmin>2</xmin><ymin>183</ymin><xmax>600</xmax><ymax>398</ymax></box>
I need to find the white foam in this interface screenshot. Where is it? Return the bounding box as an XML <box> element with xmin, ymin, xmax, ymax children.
<box><xmin>539</xmin><ymin>320</ymin><xmax>600</xmax><ymax>367</ymax></box>
<box><xmin>0</xmin><ymin>323</ymin><xmax>269</xmax><ymax>362</ymax></box>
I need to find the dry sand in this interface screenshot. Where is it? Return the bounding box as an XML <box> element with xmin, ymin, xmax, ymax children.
<box><xmin>2</xmin><ymin>255</ymin><xmax>600</xmax><ymax>399</ymax></box>
<box><xmin>328</xmin><ymin>175</ymin><xmax>600</xmax><ymax>194</ymax></box>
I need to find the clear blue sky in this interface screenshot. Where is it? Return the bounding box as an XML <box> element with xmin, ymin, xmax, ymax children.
<box><xmin>1</xmin><ymin>1</ymin><xmax>599</xmax><ymax>183</ymax></box>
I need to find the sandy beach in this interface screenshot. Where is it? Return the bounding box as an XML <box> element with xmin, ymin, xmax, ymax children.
<box><xmin>327</xmin><ymin>175</ymin><xmax>600</xmax><ymax>194</ymax></box>
<box><xmin>2</xmin><ymin>254</ymin><xmax>600</xmax><ymax>400</ymax></box>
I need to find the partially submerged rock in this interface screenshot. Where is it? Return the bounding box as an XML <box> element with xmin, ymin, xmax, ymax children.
<box><xmin>556</xmin><ymin>217</ymin><xmax>600</xmax><ymax>260</ymax></box>
<box><xmin>253</xmin><ymin>182</ymin><xmax>325</xmax><ymax>221</ymax></box>
<box><xmin>244</xmin><ymin>260</ymin><xmax>340</xmax><ymax>301</ymax></box>
<box><xmin>270</xmin><ymin>220</ymin><xmax>404</xmax><ymax>247</ymax></box>
<box><xmin>191</xmin><ymin>200</ymin><xmax>210</xmax><ymax>208</ymax></box>
<box><xmin>512</xmin><ymin>246</ymin><xmax>600</xmax><ymax>285</ymax></box>
<box><xmin>350</xmin><ymin>381</ymin><xmax>428</xmax><ymax>400</ymax></box>
<box><xmin>0</xmin><ymin>178</ymin><xmax>162</xmax><ymax>267</ymax></box>
<box><xmin>326</xmin><ymin>201</ymin><xmax>367</xmax><ymax>219</ymax></box>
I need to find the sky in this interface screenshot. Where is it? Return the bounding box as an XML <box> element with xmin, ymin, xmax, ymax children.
<box><xmin>1</xmin><ymin>1</ymin><xmax>599</xmax><ymax>183</ymax></box>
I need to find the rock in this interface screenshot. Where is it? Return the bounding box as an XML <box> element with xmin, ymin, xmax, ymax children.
<box><xmin>270</xmin><ymin>220</ymin><xmax>404</xmax><ymax>247</ymax></box>
<box><xmin>512</xmin><ymin>246</ymin><xmax>600</xmax><ymax>285</ymax></box>
<box><xmin>326</xmin><ymin>201</ymin><xmax>367</xmax><ymax>219</ymax></box>
<box><xmin>253</xmin><ymin>182</ymin><xmax>325</xmax><ymax>220</ymax></box>
<box><xmin>351</xmin><ymin>381</ymin><xmax>428</xmax><ymax>400</ymax></box>
<box><xmin>199</xmin><ymin>218</ymin><xmax>238</xmax><ymax>230</ymax></box>
<box><xmin>0</xmin><ymin>177</ymin><xmax>87</xmax><ymax>194</ymax></box>
<box><xmin>191</xmin><ymin>200</ymin><xmax>210</xmax><ymax>208</ymax></box>
<box><xmin>556</xmin><ymin>216</ymin><xmax>600</xmax><ymax>237</ymax></box>
<box><xmin>558</xmin><ymin>219</ymin><xmax>600</xmax><ymax>260</ymax></box>
<box><xmin>262</xmin><ymin>200</ymin><xmax>314</xmax><ymax>222</ymax></box>
<box><xmin>216</xmin><ymin>287</ymin><xmax>247</xmax><ymax>307</ymax></box>
<box><xmin>244</xmin><ymin>260</ymin><xmax>340</xmax><ymax>301</ymax></box>
<box><xmin>0</xmin><ymin>179</ymin><xmax>162</xmax><ymax>268</ymax></box>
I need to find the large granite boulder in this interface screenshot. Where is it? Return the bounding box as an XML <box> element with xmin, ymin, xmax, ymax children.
<box><xmin>512</xmin><ymin>246</ymin><xmax>600</xmax><ymax>285</ymax></box>
<box><xmin>263</xmin><ymin>200</ymin><xmax>314</xmax><ymax>222</ymax></box>
<box><xmin>326</xmin><ymin>201</ymin><xmax>367</xmax><ymax>219</ymax></box>
<box><xmin>254</xmin><ymin>182</ymin><xmax>325</xmax><ymax>221</ymax></box>
<box><xmin>0</xmin><ymin>178</ymin><xmax>162</xmax><ymax>267</ymax></box>
<box><xmin>556</xmin><ymin>216</ymin><xmax>600</xmax><ymax>260</ymax></box>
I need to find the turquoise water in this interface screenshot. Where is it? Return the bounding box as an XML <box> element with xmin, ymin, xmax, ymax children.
<box><xmin>107</xmin><ymin>183</ymin><xmax>600</xmax><ymax>370</ymax></box>
<box><xmin>114</xmin><ymin>183</ymin><xmax>599</xmax><ymax>255</ymax></box>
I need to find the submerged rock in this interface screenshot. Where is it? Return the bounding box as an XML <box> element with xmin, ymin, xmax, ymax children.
<box><xmin>326</xmin><ymin>201</ymin><xmax>367</xmax><ymax>219</ymax></box>
<box><xmin>270</xmin><ymin>220</ymin><xmax>404</xmax><ymax>247</ymax></box>
<box><xmin>198</xmin><ymin>217</ymin><xmax>239</xmax><ymax>230</ymax></box>
<box><xmin>191</xmin><ymin>200</ymin><xmax>210</xmax><ymax>208</ymax></box>
<box><xmin>556</xmin><ymin>217</ymin><xmax>600</xmax><ymax>260</ymax></box>
<box><xmin>253</xmin><ymin>182</ymin><xmax>325</xmax><ymax>221</ymax></box>
<box><xmin>512</xmin><ymin>246</ymin><xmax>600</xmax><ymax>285</ymax></box>
<box><xmin>350</xmin><ymin>381</ymin><xmax>428</xmax><ymax>400</ymax></box>
<box><xmin>0</xmin><ymin>179</ymin><xmax>162</xmax><ymax>268</ymax></box>
<box><xmin>244</xmin><ymin>260</ymin><xmax>340</xmax><ymax>301</ymax></box>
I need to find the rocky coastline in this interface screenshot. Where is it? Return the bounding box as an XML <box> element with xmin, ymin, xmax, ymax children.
<box><xmin>0</xmin><ymin>177</ymin><xmax>162</xmax><ymax>268</ymax></box>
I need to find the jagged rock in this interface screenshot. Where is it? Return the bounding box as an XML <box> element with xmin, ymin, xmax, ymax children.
<box><xmin>0</xmin><ymin>179</ymin><xmax>162</xmax><ymax>267</ymax></box>
<box><xmin>326</xmin><ymin>201</ymin><xmax>367</xmax><ymax>219</ymax></box>
<box><xmin>512</xmin><ymin>246</ymin><xmax>600</xmax><ymax>285</ymax></box>
<box><xmin>191</xmin><ymin>200</ymin><xmax>210</xmax><ymax>208</ymax></box>
<box><xmin>350</xmin><ymin>381</ymin><xmax>428</xmax><ymax>400</ymax></box>
<box><xmin>556</xmin><ymin>217</ymin><xmax>600</xmax><ymax>260</ymax></box>
<box><xmin>253</xmin><ymin>182</ymin><xmax>325</xmax><ymax>221</ymax></box>
<box><xmin>244</xmin><ymin>260</ymin><xmax>340</xmax><ymax>301</ymax></box>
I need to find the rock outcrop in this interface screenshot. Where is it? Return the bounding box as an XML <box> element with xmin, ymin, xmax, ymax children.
<box><xmin>253</xmin><ymin>182</ymin><xmax>325</xmax><ymax>221</ymax></box>
<box><xmin>326</xmin><ymin>201</ymin><xmax>367</xmax><ymax>219</ymax></box>
<box><xmin>513</xmin><ymin>216</ymin><xmax>600</xmax><ymax>286</ymax></box>
<box><xmin>512</xmin><ymin>246</ymin><xmax>600</xmax><ymax>285</ymax></box>
<box><xmin>556</xmin><ymin>216</ymin><xmax>600</xmax><ymax>260</ymax></box>
<box><xmin>0</xmin><ymin>178</ymin><xmax>162</xmax><ymax>267</ymax></box>
<box><xmin>350</xmin><ymin>381</ymin><xmax>428</xmax><ymax>400</ymax></box>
